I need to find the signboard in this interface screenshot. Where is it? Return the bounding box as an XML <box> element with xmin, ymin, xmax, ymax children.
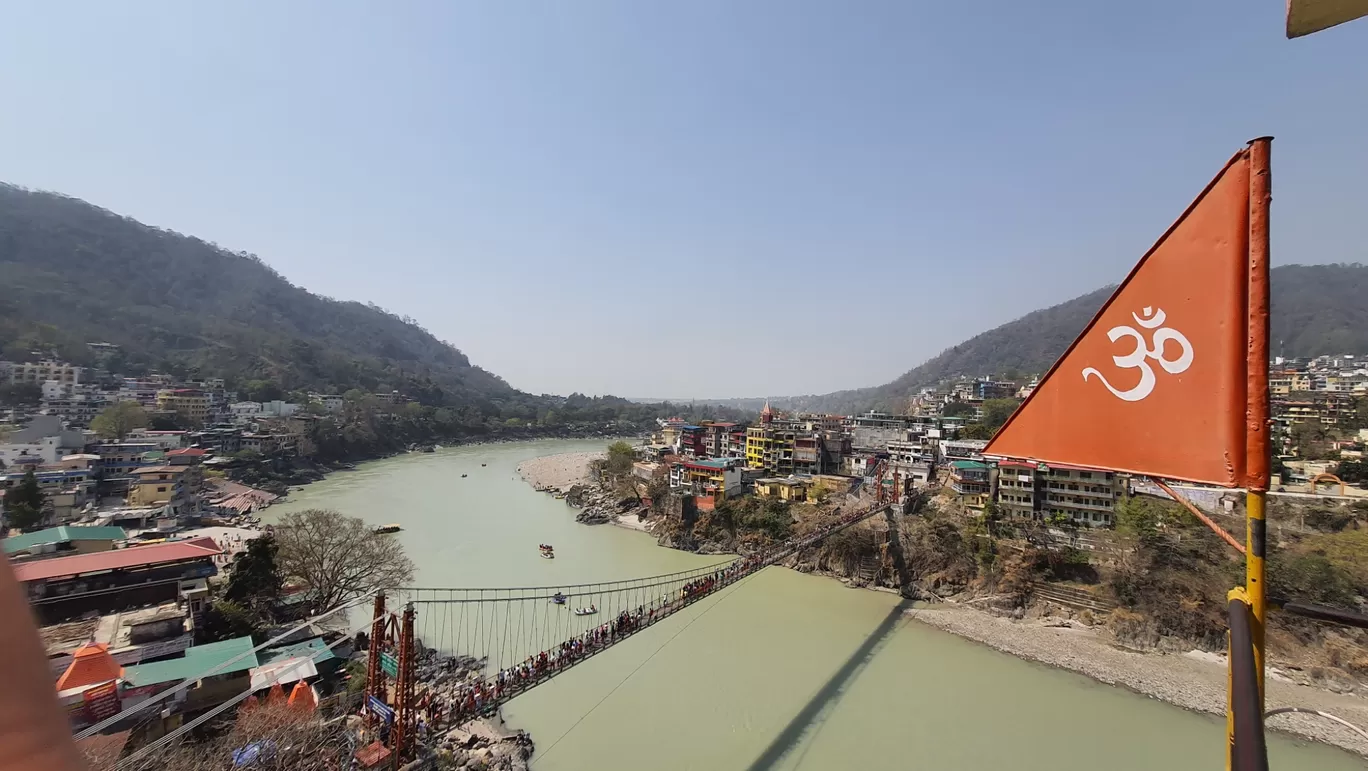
<box><xmin>379</xmin><ymin>652</ymin><xmax>398</xmax><ymax>679</ymax></box>
<box><xmin>366</xmin><ymin>695</ymin><xmax>394</xmax><ymax>723</ymax></box>
<box><xmin>83</xmin><ymin>681</ymin><xmax>122</xmax><ymax>722</ymax></box>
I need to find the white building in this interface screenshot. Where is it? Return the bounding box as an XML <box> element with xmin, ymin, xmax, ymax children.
<box><xmin>230</xmin><ymin>402</ymin><xmax>264</xmax><ymax>422</ymax></box>
<box><xmin>0</xmin><ymin>416</ymin><xmax>89</xmax><ymax>466</ymax></box>
<box><xmin>309</xmin><ymin>393</ymin><xmax>345</xmax><ymax>413</ymax></box>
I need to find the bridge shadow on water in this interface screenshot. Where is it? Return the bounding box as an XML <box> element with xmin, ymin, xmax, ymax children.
<box><xmin>743</xmin><ymin>598</ymin><xmax>913</xmax><ymax>771</ymax></box>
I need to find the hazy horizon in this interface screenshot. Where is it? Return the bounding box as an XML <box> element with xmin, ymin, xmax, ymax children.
<box><xmin>2</xmin><ymin>1</ymin><xmax>1364</xmax><ymax>398</ymax></box>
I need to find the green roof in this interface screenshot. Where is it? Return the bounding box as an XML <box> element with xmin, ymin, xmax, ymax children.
<box><xmin>258</xmin><ymin>637</ymin><xmax>336</xmax><ymax>666</ymax></box>
<box><xmin>3</xmin><ymin>526</ymin><xmax>127</xmax><ymax>554</ymax></box>
<box><xmin>950</xmin><ymin>460</ymin><xmax>988</xmax><ymax>470</ymax></box>
<box><xmin>122</xmin><ymin>636</ymin><xmax>258</xmax><ymax>687</ymax></box>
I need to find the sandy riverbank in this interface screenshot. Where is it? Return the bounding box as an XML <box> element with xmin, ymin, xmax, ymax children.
<box><xmin>910</xmin><ymin>604</ymin><xmax>1368</xmax><ymax>756</ymax></box>
<box><xmin>516</xmin><ymin>451</ymin><xmax>603</xmax><ymax>492</ymax></box>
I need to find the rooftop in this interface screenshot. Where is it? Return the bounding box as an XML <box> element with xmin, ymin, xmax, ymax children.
<box><xmin>951</xmin><ymin>460</ymin><xmax>989</xmax><ymax>470</ymax></box>
<box><xmin>258</xmin><ymin>637</ymin><xmax>337</xmax><ymax>667</ymax></box>
<box><xmin>132</xmin><ymin>465</ymin><xmax>188</xmax><ymax>475</ymax></box>
<box><xmin>12</xmin><ymin>537</ymin><xmax>221</xmax><ymax>583</ymax></box>
<box><xmin>3</xmin><ymin>526</ymin><xmax>127</xmax><ymax>554</ymax></box>
<box><xmin>682</xmin><ymin>458</ymin><xmax>736</xmax><ymax>470</ymax></box>
<box><xmin>166</xmin><ymin>448</ymin><xmax>207</xmax><ymax>457</ymax></box>
<box><xmin>121</xmin><ymin>635</ymin><xmax>258</xmax><ymax>687</ymax></box>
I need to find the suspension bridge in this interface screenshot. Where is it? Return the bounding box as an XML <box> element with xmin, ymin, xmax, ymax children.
<box><xmin>355</xmin><ymin>498</ymin><xmax>907</xmax><ymax>765</ymax></box>
<box><xmin>84</xmin><ymin>497</ymin><xmax>912</xmax><ymax>770</ymax></box>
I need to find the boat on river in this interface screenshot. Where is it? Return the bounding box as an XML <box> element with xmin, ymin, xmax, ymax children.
<box><xmin>539</xmin><ymin>543</ymin><xmax>555</xmax><ymax>559</ymax></box>
<box><xmin>574</xmin><ymin>606</ymin><xmax>597</xmax><ymax>616</ymax></box>
<box><xmin>374</xmin><ymin>524</ymin><xmax>402</xmax><ymax>534</ymax></box>
<box><xmin>550</xmin><ymin>592</ymin><xmax>567</xmax><ymax>605</ymax></box>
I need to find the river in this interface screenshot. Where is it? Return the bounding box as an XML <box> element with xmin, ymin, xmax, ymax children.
<box><xmin>269</xmin><ymin>439</ymin><xmax>1363</xmax><ymax>770</ymax></box>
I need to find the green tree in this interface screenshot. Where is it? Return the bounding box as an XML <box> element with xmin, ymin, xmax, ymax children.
<box><xmin>3</xmin><ymin>470</ymin><xmax>46</xmax><ymax>531</ymax></box>
<box><xmin>195</xmin><ymin>600</ymin><xmax>261</xmax><ymax>644</ymax></box>
<box><xmin>223</xmin><ymin>534</ymin><xmax>284</xmax><ymax>615</ymax></box>
<box><xmin>90</xmin><ymin>400</ymin><xmax>149</xmax><ymax>441</ymax></box>
<box><xmin>606</xmin><ymin>441</ymin><xmax>636</xmax><ymax>476</ymax></box>
<box><xmin>980</xmin><ymin>398</ymin><xmax>1021</xmax><ymax>431</ymax></box>
<box><xmin>0</xmin><ymin>382</ymin><xmax>42</xmax><ymax>407</ymax></box>
<box><xmin>942</xmin><ymin>401</ymin><xmax>976</xmax><ymax>418</ymax></box>
<box><xmin>959</xmin><ymin>423</ymin><xmax>994</xmax><ymax>440</ymax></box>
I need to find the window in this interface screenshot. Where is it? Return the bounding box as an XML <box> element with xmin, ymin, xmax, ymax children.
<box><xmin>157</xmin><ymin>486</ymin><xmax>167</xmax><ymax>493</ymax></box>
<box><xmin>1079</xmin><ymin>471</ymin><xmax>1092</xmax><ymax>479</ymax></box>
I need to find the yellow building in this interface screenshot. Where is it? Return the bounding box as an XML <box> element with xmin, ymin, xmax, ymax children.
<box><xmin>1289</xmin><ymin>373</ymin><xmax>1313</xmax><ymax>392</ymax></box>
<box><xmin>126</xmin><ymin>465</ymin><xmax>188</xmax><ymax>506</ymax></box>
<box><xmin>745</xmin><ymin>427</ymin><xmax>771</xmax><ymax>469</ymax></box>
<box><xmin>754</xmin><ymin>477</ymin><xmax>809</xmax><ymax>502</ymax></box>
<box><xmin>155</xmin><ymin>389</ymin><xmax>211</xmax><ymax>427</ymax></box>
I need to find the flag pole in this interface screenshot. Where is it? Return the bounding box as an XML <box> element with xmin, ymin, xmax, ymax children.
<box><xmin>1245</xmin><ymin>136</ymin><xmax>1273</xmax><ymax>706</ymax></box>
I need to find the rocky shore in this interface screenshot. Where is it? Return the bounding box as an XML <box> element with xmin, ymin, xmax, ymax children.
<box><xmin>911</xmin><ymin>604</ymin><xmax>1368</xmax><ymax>757</ymax></box>
<box><xmin>517</xmin><ymin>451</ymin><xmax>651</xmax><ymax>530</ymax></box>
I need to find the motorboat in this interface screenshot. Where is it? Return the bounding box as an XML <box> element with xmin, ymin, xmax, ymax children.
<box><xmin>374</xmin><ymin>524</ymin><xmax>402</xmax><ymax>535</ymax></box>
<box><xmin>574</xmin><ymin>606</ymin><xmax>598</xmax><ymax>616</ymax></box>
<box><xmin>539</xmin><ymin>543</ymin><xmax>555</xmax><ymax>559</ymax></box>
<box><xmin>461</xmin><ymin>473</ymin><xmax>468</xmax><ymax>478</ymax></box>
<box><xmin>551</xmin><ymin>592</ymin><xmax>567</xmax><ymax>605</ymax></box>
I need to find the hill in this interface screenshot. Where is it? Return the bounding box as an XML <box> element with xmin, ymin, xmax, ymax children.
<box><xmin>779</xmin><ymin>264</ymin><xmax>1368</xmax><ymax>414</ymax></box>
<box><xmin>0</xmin><ymin>183</ymin><xmax>529</xmax><ymax>408</ymax></box>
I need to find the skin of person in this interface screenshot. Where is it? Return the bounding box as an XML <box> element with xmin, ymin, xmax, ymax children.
<box><xmin>0</xmin><ymin>559</ymin><xmax>82</xmax><ymax>771</ymax></box>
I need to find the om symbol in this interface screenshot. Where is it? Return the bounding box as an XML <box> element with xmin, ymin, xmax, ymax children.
<box><xmin>1081</xmin><ymin>306</ymin><xmax>1194</xmax><ymax>402</ymax></box>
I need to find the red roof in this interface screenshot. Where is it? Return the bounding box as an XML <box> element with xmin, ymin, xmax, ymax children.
<box><xmin>1043</xmin><ymin>462</ymin><xmax>1107</xmax><ymax>472</ymax></box>
<box><xmin>13</xmin><ymin>537</ymin><xmax>221</xmax><ymax>583</ymax></box>
<box><xmin>997</xmin><ymin>461</ymin><xmax>1037</xmax><ymax>470</ymax></box>
<box><xmin>167</xmin><ymin>448</ymin><xmax>207</xmax><ymax>457</ymax></box>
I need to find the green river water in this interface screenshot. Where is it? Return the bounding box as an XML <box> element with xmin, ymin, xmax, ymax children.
<box><xmin>268</xmin><ymin>439</ymin><xmax>1363</xmax><ymax>771</ymax></box>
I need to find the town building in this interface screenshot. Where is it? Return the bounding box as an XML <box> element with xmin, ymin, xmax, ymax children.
<box><xmin>3</xmin><ymin>525</ymin><xmax>126</xmax><ymax>559</ymax></box>
<box><xmin>0</xmin><ymin>415</ymin><xmax>89</xmax><ymax>466</ymax></box>
<box><xmin>995</xmin><ymin>460</ymin><xmax>1041</xmax><ymax>520</ymax></box>
<box><xmin>939</xmin><ymin>439</ymin><xmax>988</xmax><ymax>462</ymax></box>
<box><xmin>16</xmin><ymin>537</ymin><xmax>221</xmax><ymax>623</ymax></box>
<box><xmin>1041</xmin><ymin>464</ymin><xmax>1122</xmax><ymax>527</ymax></box>
<box><xmin>155</xmin><ymin>389</ymin><xmax>211</xmax><ymax>426</ymax></box>
<box><xmin>669</xmin><ymin>457</ymin><xmax>745</xmax><ymax>500</ymax></box>
<box><xmin>754</xmin><ymin>476</ymin><xmax>811</xmax><ymax>502</ymax></box>
<box><xmin>948</xmin><ymin>460</ymin><xmax>993</xmax><ymax>510</ymax></box>
<box><xmin>2</xmin><ymin>359</ymin><xmax>82</xmax><ymax>386</ymax></box>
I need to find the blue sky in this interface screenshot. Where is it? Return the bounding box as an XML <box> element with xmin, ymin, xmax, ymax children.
<box><xmin>1</xmin><ymin>1</ymin><xmax>1364</xmax><ymax>398</ymax></box>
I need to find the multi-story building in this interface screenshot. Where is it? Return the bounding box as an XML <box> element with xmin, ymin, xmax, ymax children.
<box><xmin>995</xmin><ymin>460</ymin><xmax>1041</xmax><ymax>520</ymax></box>
<box><xmin>155</xmin><ymin>389</ymin><xmax>211</xmax><ymax>427</ymax></box>
<box><xmin>678</xmin><ymin>425</ymin><xmax>707</xmax><ymax>458</ymax></box>
<box><xmin>669</xmin><ymin>458</ymin><xmax>744</xmax><ymax>499</ymax></box>
<box><xmin>41</xmin><ymin>393</ymin><xmax>110</xmax><ymax>428</ymax></box>
<box><xmin>701</xmin><ymin>423</ymin><xmax>739</xmax><ymax>457</ymax></box>
<box><xmin>96</xmin><ymin>443</ymin><xmax>163</xmax><ymax>479</ymax></box>
<box><xmin>939</xmin><ymin>439</ymin><xmax>988</xmax><ymax>463</ymax></box>
<box><xmin>308</xmin><ymin>393</ymin><xmax>346</xmax><ymax>413</ymax></box>
<box><xmin>3</xmin><ymin>360</ymin><xmax>82</xmax><ymax>386</ymax></box>
<box><xmin>724</xmin><ymin>429</ymin><xmax>748</xmax><ymax>459</ymax></box>
<box><xmin>1041</xmin><ymin>464</ymin><xmax>1122</xmax><ymax>527</ymax></box>
<box><xmin>948</xmin><ymin>460</ymin><xmax>993</xmax><ymax>510</ymax></box>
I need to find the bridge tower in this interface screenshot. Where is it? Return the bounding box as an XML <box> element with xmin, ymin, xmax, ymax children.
<box><xmin>364</xmin><ymin>592</ymin><xmax>387</xmax><ymax>715</ymax></box>
<box><xmin>391</xmin><ymin>602</ymin><xmax>418</xmax><ymax>764</ymax></box>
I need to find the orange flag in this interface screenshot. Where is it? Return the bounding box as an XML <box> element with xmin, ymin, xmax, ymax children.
<box><xmin>986</xmin><ymin>148</ymin><xmax>1256</xmax><ymax>487</ymax></box>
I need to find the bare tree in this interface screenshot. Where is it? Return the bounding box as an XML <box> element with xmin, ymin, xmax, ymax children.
<box><xmin>91</xmin><ymin>700</ymin><xmax>357</xmax><ymax>771</ymax></box>
<box><xmin>274</xmin><ymin>509</ymin><xmax>415</xmax><ymax>611</ymax></box>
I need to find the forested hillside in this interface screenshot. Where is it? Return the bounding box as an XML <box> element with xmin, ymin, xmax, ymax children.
<box><xmin>780</xmin><ymin>264</ymin><xmax>1368</xmax><ymax>414</ymax></box>
<box><xmin>0</xmin><ymin>183</ymin><xmax>522</xmax><ymax>408</ymax></box>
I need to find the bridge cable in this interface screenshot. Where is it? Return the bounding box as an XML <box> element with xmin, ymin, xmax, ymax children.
<box><xmin>531</xmin><ymin>575</ymin><xmax>753</xmax><ymax>767</ymax></box>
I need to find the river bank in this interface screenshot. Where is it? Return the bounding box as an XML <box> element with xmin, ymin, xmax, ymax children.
<box><xmin>912</xmin><ymin>605</ymin><xmax>1368</xmax><ymax>756</ymax></box>
<box><xmin>518</xmin><ymin>450</ymin><xmax>1368</xmax><ymax>758</ymax></box>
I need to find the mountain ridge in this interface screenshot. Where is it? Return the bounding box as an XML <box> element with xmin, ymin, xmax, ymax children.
<box><xmin>727</xmin><ymin>264</ymin><xmax>1368</xmax><ymax>415</ymax></box>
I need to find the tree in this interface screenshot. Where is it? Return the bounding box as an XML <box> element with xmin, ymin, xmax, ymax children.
<box><xmin>942</xmin><ymin>401</ymin><xmax>976</xmax><ymax>418</ymax></box>
<box><xmin>0</xmin><ymin>382</ymin><xmax>41</xmax><ymax>407</ymax></box>
<box><xmin>3</xmin><ymin>470</ymin><xmax>46</xmax><ymax>531</ymax></box>
<box><xmin>959</xmin><ymin>423</ymin><xmax>994</xmax><ymax>440</ymax></box>
<box><xmin>90</xmin><ymin>400</ymin><xmax>149</xmax><ymax>441</ymax></box>
<box><xmin>274</xmin><ymin>509</ymin><xmax>415</xmax><ymax>611</ymax></box>
<box><xmin>606</xmin><ymin>441</ymin><xmax>635</xmax><ymax>476</ymax></box>
<box><xmin>979</xmin><ymin>398</ymin><xmax>1021</xmax><ymax>431</ymax></box>
<box><xmin>195</xmin><ymin>599</ymin><xmax>261</xmax><ymax>644</ymax></box>
<box><xmin>223</xmin><ymin>534</ymin><xmax>284</xmax><ymax>615</ymax></box>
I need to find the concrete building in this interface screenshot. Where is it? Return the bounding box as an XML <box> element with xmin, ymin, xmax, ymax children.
<box><xmin>669</xmin><ymin>458</ymin><xmax>745</xmax><ymax>499</ymax></box>
<box><xmin>948</xmin><ymin>460</ymin><xmax>993</xmax><ymax>510</ymax></box>
<box><xmin>995</xmin><ymin>460</ymin><xmax>1041</xmax><ymax>520</ymax></box>
<box><xmin>3</xmin><ymin>360</ymin><xmax>82</xmax><ymax>386</ymax></box>
<box><xmin>1041</xmin><ymin>464</ymin><xmax>1122</xmax><ymax>527</ymax></box>
<box><xmin>939</xmin><ymin>439</ymin><xmax>989</xmax><ymax>463</ymax></box>
<box><xmin>155</xmin><ymin>389</ymin><xmax>211</xmax><ymax>427</ymax></box>
<box><xmin>754</xmin><ymin>477</ymin><xmax>809</xmax><ymax>502</ymax></box>
<box><xmin>4</xmin><ymin>525</ymin><xmax>126</xmax><ymax>558</ymax></box>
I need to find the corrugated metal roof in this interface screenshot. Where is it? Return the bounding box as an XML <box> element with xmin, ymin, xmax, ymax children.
<box><xmin>3</xmin><ymin>526</ymin><xmax>127</xmax><ymax>554</ymax></box>
<box><xmin>258</xmin><ymin>638</ymin><xmax>336</xmax><ymax>666</ymax></box>
<box><xmin>121</xmin><ymin>635</ymin><xmax>258</xmax><ymax>687</ymax></box>
<box><xmin>12</xmin><ymin>537</ymin><xmax>221</xmax><ymax>583</ymax></box>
